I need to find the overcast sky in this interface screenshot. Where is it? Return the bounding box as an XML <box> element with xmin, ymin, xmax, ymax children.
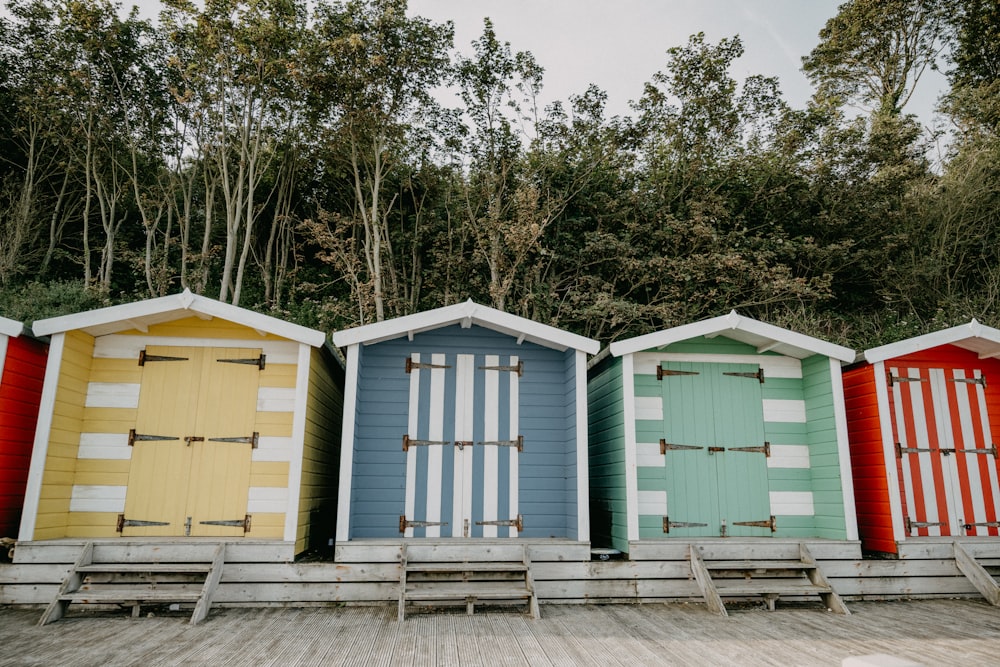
<box><xmin>126</xmin><ymin>0</ymin><xmax>946</xmax><ymax>124</ymax></box>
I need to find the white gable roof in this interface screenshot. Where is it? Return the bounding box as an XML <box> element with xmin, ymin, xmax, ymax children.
<box><xmin>864</xmin><ymin>319</ymin><xmax>1000</xmax><ymax>364</ymax></box>
<box><xmin>609</xmin><ymin>310</ymin><xmax>855</xmax><ymax>362</ymax></box>
<box><xmin>331</xmin><ymin>300</ymin><xmax>599</xmax><ymax>354</ymax></box>
<box><xmin>0</xmin><ymin>316</ymin><xmax>25</xmax><ymax>338</ymax></box>
<box><xmin>31</xmin><ymin>288</ymin><xmax>326</xmax><ymax>347</ymax></box>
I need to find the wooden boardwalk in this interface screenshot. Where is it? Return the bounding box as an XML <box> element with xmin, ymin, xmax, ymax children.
<box><xmin>2</xmin><ymin>599</ymin><xmax>999</xmax><ymax>666</ymax></box>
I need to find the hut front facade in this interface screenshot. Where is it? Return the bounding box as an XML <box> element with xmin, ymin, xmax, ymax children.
<box><xmin>589</xmin><ymin>312</ymin><xmax>858</xmax><ymax>554</ymax></box>
<box><xmin>19</xmin><ymin>290</ymin><xmax>342</xmax><ymax>558</ymax></box>
<box><xmin>0</xmin><ymin>317</ymin><xmax>47</xmax><ymax>538</ymax></box>
<box><xmin>332</xmin><ymin>301</ymin><xmax>599</xmax><ymax>542</ymax></box>
<box><xmin>844</xmin><ymin>320</ymin><xmax>1000</xmax><ymax>555</ymax></box>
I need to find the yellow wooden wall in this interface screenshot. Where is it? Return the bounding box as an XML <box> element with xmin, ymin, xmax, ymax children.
<box><xmin>37</xmin><ymin>317</ymin><xmax>302</xmax><ymax>540</ymax></box>
<box><xmin>296</xmin><ymin>347</ymin><xmax>344</xmax><ymax>554</ymax></box>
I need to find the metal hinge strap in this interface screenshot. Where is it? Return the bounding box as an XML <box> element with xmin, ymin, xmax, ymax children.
<box><xmin>477</xmin><ymin>435</ymin><xmax>524</xmax><ymax>451</ymax></box>
<box><xmin>116</xmin><ymin>514</ymin><xmax>170</xmax><ymax>532</ymax></box>
<box><xmin>897</xmin><ymin>442</ymin><xmax>997</xmax><ymax>458</ymax></box>
<box><xmin>479</xmin><ymin>361</ymin><xmax>523</xmax><ymax>376</ymax></box>
<box><xmin>659</xmin><ymin>439</ymin><xmax>704</xmax><ymax>454</ymax></box>
<box><xmin>138</xmin><ymin>350</ymin><xmax>189</xmax><ymax>366</ymax></box>
<box><xmin>888</xmin><ymin>373</ymin><xmax>927</xmax><ymax>386</ymax></box>
<box><xmin>963</xmin><ymin>520</ymin><xmax>1000</xmax><ymax>529</ymax></box>
<box><xmin>733</xmin><ymin>516</ymin><xmax>777</xmax><ymax>532</ymax></box>
<box><xmin>476</xmin><ymin>515</ymin><xmax>524</xmax><ymax>531</ymax></box>
<box><xmin>662</xmin><ymin>517</ymin><xmax>708</xmax><ymax>533</ymax></box>
<box><xmin>405</xmin><ymin>358</ymin><xmax>452</xmax><ymax>373</ymax></box>
<box><xmin>208</xmin><ymin>432</ymin><xmax>260</xmax><ymax>448</ymax></box>
<box><xmin>399</xmin><ymin>516</ymin><xmax>449</xmax><ymax>532</ymax></box>
<box><xmin>723</xmin><ymin>368</ymin><xmax>765</xmax><ymax>383</ymax></box>
<box><xmin>200</xmin><ymin>515</ymin><xmax>251</xmax><ymax>533</ymax></box>
<box><xmin>657</xmin><ymin>367</ymin><xmax>699</xmax><ymax>381</ymax></box>
<box><xmin>128</xmin><ymin>429</ymin><xmax>179</xmax><ymax>447</ymax></box>
<box><xmin>905</xmin><ymin>516</ymin><xmax>946</xmax><ymax>532</ymax></box>
<box><xmin>217</xmin><ymin>355</ymin><xmax>265</xmax><ymax>370</ymax></box>
<box><xmin>729</xmin><ymin>442</ymin><xmax>771</xmax><ymax>457</ymax></box>
<box><xmin>402</xmin><ymin>435</ymin><xmax>451</xmax><ymax>451</ymax></box>
<box><xmin>950</xmin><ymin>375</ymin><xmax>987</xmax><ymax>387</ymax></box>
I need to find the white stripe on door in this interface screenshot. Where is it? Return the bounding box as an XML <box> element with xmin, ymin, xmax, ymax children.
<box><xmin>425</xmin><ymin>353</ymin><xmax>447</xmax><ymax>538</ymax></box>
<box><xmin>454</xmin><ymin>354</ymin><xmax>475</xmax><ymax>538</ymax></box>
<box><xmin>508</xmin><ymin>355</ymin><xmax>520</xmax><ymax>538</ymax></box>
<box><xmin>482</xmin><ymin>355</ymin><xmax>500</xmax><ymax>538</ymax></box>
<box><xmin>404</xmin><ymin>353</ymin><xmax>420</xmax><ymax>538</ymax></box>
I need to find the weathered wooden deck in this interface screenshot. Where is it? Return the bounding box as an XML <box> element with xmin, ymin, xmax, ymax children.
<box><xmin>2</xmin><ymin>599</ymin><xmax>999</xmax><ymax>666</ymax></box>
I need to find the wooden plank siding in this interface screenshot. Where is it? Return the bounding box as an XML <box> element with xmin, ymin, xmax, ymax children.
<box><xmin>587</xmin><ymin>355</ymin><xmax>627</xmax><ymax>552</ymax></box>
<box><xmin>346</xmin><ymin>325</ymin><xmax>582</xmax><ymax>540</ymax></box>
<box><xmin>0</xmin><ymin>333</ymin><xmax>47</xmax><ymax>538</ymax></box>
<box><xmin>801</xmin><ymin>354</ymin><xmax>849</xmax><ymax>540</ymax></box>
<box><xmin>296</xmin><ymin>346</ymin><xmax>344</xmax><ymax>554</ymax></box>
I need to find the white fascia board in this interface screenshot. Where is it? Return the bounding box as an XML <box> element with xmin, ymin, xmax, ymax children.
<box><xmin>0</xmin><ymin>316</ymin><xmax>24</xmax><ymax>338</ymax></box>
<box><xmin>31</xmin><ymin>289</ymin><xmax>326</xmax><ymax>347</ymax></box>
<box><xmin>332</xmin><ymin>300</ymin><xmax>599</xmax><ymax>354</ymax></box>
<box><xmin>609</xmin><ymin>310</ymin><xmax>855</xmax><ymax>362</ymax></box>
<box><xmin>863</xmin><ymin>319</ymin><xmax>1000</xmax><ymax>364</ymax></box>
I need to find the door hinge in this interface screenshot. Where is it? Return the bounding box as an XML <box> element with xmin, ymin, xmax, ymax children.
<box><xmin>116</xmin><ymin>514</ymin><xmax>170</xmax><ymax>532</ymax></box>
<box><xmin>476</xmin><ymin>514</ymin><xmax>523</xmax><ymax>531</ymax></box>
<box><xmin>128</xmin><ymin>429</ymin><xmax>179</xmax><ymax>447</ymax></box>
<box><xmin>887</xmin><ymin>373</ymin><xmax>927</xmax><ymax>387</ymax></box>
<box><xmin>402</xmin><ymin>435</ymin><xmax>451</xmax><ymax>451</ymax></box>
<box><xmin>217</xmin><ymin>354</ymin><xmax>266</xmax><ymax>370</ymax></box>
<box><xmin>905</xmin><ymin>516</ymin><xmax>946</xmax><ymax>533</ymax></box>
<box><xmin>657</xmin><ymin>367</ymin><xmax>699</xmax><ymax>381</ymax></box>
<box><xmin>659</xmin><ymin>439</ymin><xmax>703</xmax><ymax>454</ymax></box>
<box><xmin>733</xmin><ymin>516</ymin><xmax>777</xmax><ymax>532</ymax></box>
<box><xmin>138</xmin><ymin>350</ymin><xmax>189</xmax><ymax>366</ymax></box>
<box><xmin>662</xmin><ymin>517</ymin><xmax>708</xmax><ymax>533</ymax></box>
<box><xmin>950</xmin><ymin>375</ymin><xmax>986</xmax><ymax>387</ymax></box>
<box><xmin>896</xmin><ymin>443</ymin><xmax>955</xmax><ymax>457</ymax></box>
<box><xmin>399</xmin><ymin>516</ymin><xmax>449</xmax><ymax>532</ymax></box>
<box><xmin>477</xmin><ymin>435</ymin><xmax>524</xmax><ymax>451</ymax></box>
<box><xmin>405</xmin><ymin>358</ymin><xmax>451</xmax><ymax>373</ymax></box>
<box><xmin>200</xmin><ymin>515</ymin><xmax>252</xmax><ymax>533</ymax></box>
<box><xmin>723</xmin><ymin>367</ymin><xmax>764</xmax><ymax>383</ymax></box>
<box><xmin>963</xmin><ymin>520</ymin><xmax>1000</xmax><ymax>531</ymax></box>
<box><xmin>479</xmin><ymin>361</ymin><xmax>523</xmax><ymax>376</ymax></box>
<box><xmin>208</xmin><ymin>432</ymin><xmax>260</xmax><ymax>448</ymax></box>
<box><xmin>729</xmin><ymin>442</ymin><xmax>771</xmax><ymax>457</ymax></box>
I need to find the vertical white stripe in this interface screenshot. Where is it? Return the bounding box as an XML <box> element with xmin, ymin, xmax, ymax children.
<box><xmin>622</xmin><ymin>353</ymin><xmax>639</xmax><ymax>543</ymax></box>
<box><xmin>575</xmin><ymin>350</ymin><xmax>590</xmax><ymax>542</ymax></box>
<box><xmin>830</xmin><ymin>359</ymin><xmax>859</xmax><ymax>541</ymax></box>
<box><xmin>874</xmin><ymin>362</ymin><xmax>906</xmax><ymax>543</ymax></box>
<box><xmin>335</xmin><ymin>344</ymin><xmax>359</xmax><ymax>542</ymax></box>
<box><xmin>907</xmin><ymin>367</ymin><xmax>942</xmax><ymax>535</ymax></box>
<box><xmin>953</xmin><ymin>369</ymin><xmax>986</xmax><ymax>530</ymax></box>
<box><xmin>404</xmin><ymin>353</ymin><xmax>420</xmax><ymax>538</ymax></box>
<box><xmin>509</xmin><ymin>355</ymin><xmax>519</xmax><ymax>538</ymax></box>
<box><xmin>425</xmin><ymin>353</ymin><xmax>446</xmax><ymax>538</ymax></box>
<box><xmin>453</xmin><ymin>354</ymin><xmax>474</xmax><ymax>538</ymax></box>
<box><xmin>482</xmin><ymin>355</ymin><xmax>499</xmax><ymax>538</ymax></box>
<box><xmin>975</xmin><ymin>372</ymin><xmax>1000</xmax><ymax>529</ymax></box>
<box><xmin>892</xmin><ymin>367</ymin><xmax>918</xmax><ymax>535</ymax></box>
<box><xmin>19</xmin><ymin>332</ymin><xmax>65</xmax><ymax>542</ymax></box>
<box><xmin>0</xmin><ymin>335</ymin><xmax>9</xmax><ymax>382</ymax></box>
<box><xmin>930</xmin><ymin>369</ymin><xmax>962</xmax><ymax>533</ymax></box>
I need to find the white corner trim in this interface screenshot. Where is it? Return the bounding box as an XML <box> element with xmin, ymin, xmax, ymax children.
<box><xmin>282</xmin><ymin>343</ymin><xmax>311</xmax><ymax>543</ymax></box>
<box><xmin>575</xmin><ymin>350</ymin><xmax>590</xmax><ymax>541</ymax></box>
<box><xmin>622</xmin><ymin>353</ymin><xmax>640</xmax><ymax>543</ymax></box>
<box><xmin>18</xmin><ymin>332</ymin><xmax>65</xmax><ymax>541</ymax></box>
<box><xmin>830</xmin><ymin>358</ymin><xmax>859</xmax><ymax>541</ymax></box>
<box><xmin>335</xmin><ymin>344</ymin><xmax>360</xmax><ymax>541</ymax></box>
<box><xmin>0</xmin><ymin>335</ymin><xmax>8</xmax><ymax>381</ymax></box>
<box><xmin>873</xmin><ymin>361</ymin><xmax>905</xmax><ymax>543</ymax></box>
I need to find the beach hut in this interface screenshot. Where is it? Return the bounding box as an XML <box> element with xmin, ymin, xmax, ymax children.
<box><xmin>0</xmin><ymin>316</ymin><xmax>47</xmax><ymax>539</ymax></box>
<box><xmin>19</xmin><ymin>289</ymin><xmax>342</xmax><ymax>558</ymax></box>
<box><xmin>589</xmin><ymin>311</ymin><xmax>858</xmax><ymax>553</ymax></box>
<box><xmin>844</xmin><ymin>320</ymin><xmax>1000</xmax><ymax>555</ymax></box>
<box><xmin>332</xmin><ymin>300</ymin><xmax>599</xmax><ymax>542</ymax></box>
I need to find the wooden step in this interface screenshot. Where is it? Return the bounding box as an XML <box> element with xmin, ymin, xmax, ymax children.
<box><xmin>705</xmin><ymin>560</ymin><xmax>817</xmax><ymax>571</ymax></box>
<box><xmin>58</xmin><ymin>589</ymin><xmax>203</xmax><ymax>603</ymax></box>
<box><xmin>404</xmin><ymin>583</ymin><xmax>534</xmax><ymax>601</ymax></box>
<box><xmin>712</xmin><ymin>580</ymin><xmax>833</xmax><ymax>596</ymax></box>
<box><xmin>405</xmin><ymin>562</ymin><xmax>529</xmax><ymax>573</ymax></box>
<box><xmin>77</xmin><ymin>563</ymin><xmax>214</xmax><ymax>574</ymax></box>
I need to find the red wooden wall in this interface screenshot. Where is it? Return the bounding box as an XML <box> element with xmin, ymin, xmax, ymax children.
<box><xmin>0</xmin><ymin>335</ymin><xmax>47</xmax><ymax>538</ymax></box>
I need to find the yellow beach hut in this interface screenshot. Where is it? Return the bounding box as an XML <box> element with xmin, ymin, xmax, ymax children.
<box><xmin>18</xmin><ymin>289</ymin><xmax>342</xmax><ymax>560</ymax></box>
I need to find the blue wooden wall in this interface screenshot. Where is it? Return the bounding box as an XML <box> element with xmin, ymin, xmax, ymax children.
<box><xmin>347</xmin><ymin>324</ymin><xmax>580</xmax><ymax>539</ymax></box>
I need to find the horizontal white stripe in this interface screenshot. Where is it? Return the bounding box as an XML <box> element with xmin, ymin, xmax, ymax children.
<box><xmin>93</xmin><ymin>335</ymin><xmax>299</xmax><ymax>364</ymax></box>
<box><xmin>251</xmin><ymin>436</ymin><xmax>294</xmax><ymax>462</ymax></box>
<box><xmin>635</xmin><ymin>441</ymin><xmax>665</xmax><ymax>468</ymax></box>
<box><xmin>78</xmin><ymin>432</ymin><xmax>132</xmax><ymax>460</ymax></box>
<box><xmin>763</xmin><ymin>399</ymin><xmax>806</xmax><ymax>423</ymax></box>
<box><xmin>634</xmin><ymin>352</ymin><xmax>802</xmax><ymax>379</ymax></box>
<box><xmin>257</xmin><ymin>386</ymin><xmax>296</xmax><ymax>412</ymax></box>
<box><xmin>767</xmin><ymin>445</ymin><xmax>811</xmax><ymax>469</ymax></box>
<box><xmin>634</xmin><ymin>396</ymin><xmax>663</xmax><ymax>421</ymax></box>
<box><xmin>84</xmin><ymin>383</ymin><xmax>140</xmax><ymax>409</ymax></box>
<box><xmin>247</xmin><ymin>486</ymin><xmax>289</xmax><ymax>514</ymax></box>
<box><xmin>637</xmin><ymin>490</ymin><xmax>667</xmax><ymax>516</ymax></box>
<box><xmin>70</xmin><ymin>485</ymin><xmax>127</xmax><ymax>513</ymax></box>
<box><xmin>770</xmin><ymin>491</ymin><xmax>814</xmax><ymax>516</ymax></box>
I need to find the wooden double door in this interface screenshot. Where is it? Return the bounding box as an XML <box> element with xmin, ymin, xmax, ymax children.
<box><xmin>889</xmin><ymin>364</ymin><xmax>1000</xmax><ymax>537</ymax></box>
<box><xmin>656</xmin><ymin>361</ymin><xmax>772</xmax><ymax>538</ymax></box>
<box><xmin>120</xmin><ymin>346</ymin><xmax>262</xmax><ymax>537</ymax></box>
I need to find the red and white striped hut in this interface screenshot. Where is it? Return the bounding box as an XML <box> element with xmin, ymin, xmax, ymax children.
<box><xmin>844</xmin><ymin>320</ymin><xmax>1000</xmax><ymax>554</ymax></box>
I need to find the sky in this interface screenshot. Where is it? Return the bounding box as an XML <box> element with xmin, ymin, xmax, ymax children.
<box><xmin>125</xmin><ymin>0</ymin><xmax>947</xmax><ymax>125</ymax></box>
